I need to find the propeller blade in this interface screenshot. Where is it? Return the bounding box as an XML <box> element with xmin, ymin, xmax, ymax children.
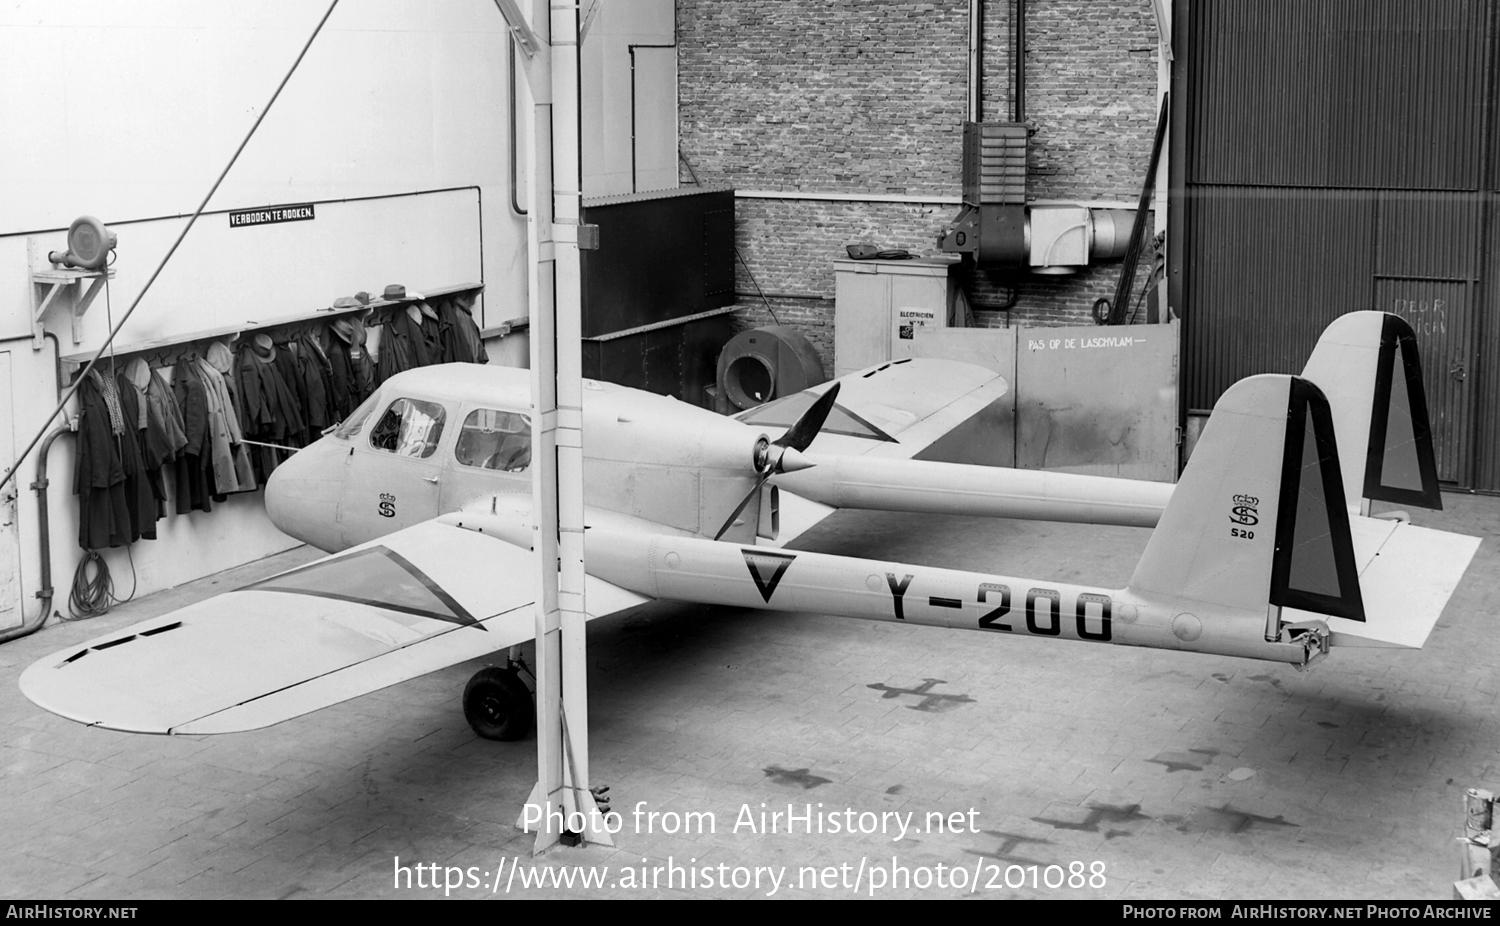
<box><xmin>713</xmin><ymin>472</ymin><xmax>770</xmax><ymax>541</ymax></box>
<box><xmin>773</xmin><ymin>382</ymin><xmax>841</xmax><ymax>452</ymax></box>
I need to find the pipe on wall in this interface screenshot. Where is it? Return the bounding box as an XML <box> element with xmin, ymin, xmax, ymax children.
<box><xmin>509</xmin><ymin>38</ymin><xmax>527</xmax><ymax>217</ymax></box>
<box><xmin>1014</xmin><ymin>0</ymin><xmax>1027</xmax><ymax>123</ymax></box>
<box><xmin>968</xmin><ymin>0</ymin><xmax>984</xmax><ymax>122</ymax></box>
<box><xmin>0</xmin><ymin>426</ymin><xmax>68</xmax><ymax>645</ymax></box>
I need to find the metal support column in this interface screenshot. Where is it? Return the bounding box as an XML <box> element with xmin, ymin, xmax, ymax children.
<box><xmin>503</xmin><ymin>0</ymin><xmax>608</xmax><ymax>854</ymax></box>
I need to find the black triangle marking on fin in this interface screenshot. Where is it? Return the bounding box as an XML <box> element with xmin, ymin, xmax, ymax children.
<box><xmin>1271</xmin><ymin>378</ymin><xmax>1365</xmax><ymax>623</ymax></box>
<box><xmin>1364</xmin><ymin>313</ymin><xmax>1442</xmax><ymax>509</ymax></box>
<box><xmin>742</xmin><ymin>550</ymin><xmax>797</xmax><ymax>603</ymax></box>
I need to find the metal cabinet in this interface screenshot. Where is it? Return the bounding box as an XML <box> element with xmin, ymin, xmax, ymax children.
<box><xmin>833</xmin><ymin>256</ymin><xmax>961</xmax><ymax>377</ymax></box>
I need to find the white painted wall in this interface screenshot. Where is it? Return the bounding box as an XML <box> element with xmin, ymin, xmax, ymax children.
<box><xmin>0</xmin><ymin>0</ymin><xmax>678</xmax><ymax>630</ymax></box>
<box><xmin>0</xmin><ymin>0</ymin><xmax>528</xmax><ymax>629</ymax></box>
<box><xmin>581</xmin><ymin>0</ymin><xmax>677</xmax><ymax>197</ymax></box>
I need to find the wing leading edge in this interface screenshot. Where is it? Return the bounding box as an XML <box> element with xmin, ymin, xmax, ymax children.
<box><xmin>20</xmin><ymin>520</ymin><xmax>647</xmax><ymax>734</ymax></box>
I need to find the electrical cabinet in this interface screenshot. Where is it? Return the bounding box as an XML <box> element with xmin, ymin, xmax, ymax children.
<box><xmin>832</xmin><ymin>256</ymin><xmax>962</xmax><ymax>377</ymax></box>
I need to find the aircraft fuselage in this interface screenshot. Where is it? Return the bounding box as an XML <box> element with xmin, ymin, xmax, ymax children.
<box><xmin>266</xmin><ymin>364</ymin><xmax>769</xmax><ymax>553</ymax></box>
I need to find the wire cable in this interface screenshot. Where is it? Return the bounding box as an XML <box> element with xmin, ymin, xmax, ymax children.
<box><xmin>64</xmin><ymin>545</ymin><xmax>135</xmax><ymax>621</ymax></box>
<box><xmin>0</xmin><ymin>0</ymin><xmax>341</xmax><ymax>495</ymax></box>
<box><xmin>66</xmin><ymin>551</ymin><xmax>113</xmax><ymax>620</ymax></box>
<box><xmin>733</xmin><ymin>246</ymin><xmax>782</xmax><ymax>325</ymax></box>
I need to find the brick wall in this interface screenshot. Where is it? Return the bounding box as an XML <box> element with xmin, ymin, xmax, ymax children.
<box><xmin>678</xmin><ymin>0</ymin><xmax>1162</xmax><ymax>354</ymax></box>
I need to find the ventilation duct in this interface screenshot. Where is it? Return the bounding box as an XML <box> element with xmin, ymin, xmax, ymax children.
<box><xmin>936</xmin><ymin>121</ymin><xmax>1133</xmax><ymax>274</ymax></box>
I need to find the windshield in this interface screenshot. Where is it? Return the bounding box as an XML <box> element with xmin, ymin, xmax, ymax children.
<box><xmin>333</xmin><ymin>391</ymin><xmax>383</xmax><ymax>440</ymax></box>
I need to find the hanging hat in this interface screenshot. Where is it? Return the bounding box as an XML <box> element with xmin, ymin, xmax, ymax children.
<box><xmin>205</xmin><ymin>341</ymin><xmax>234</xmax><ymax>374</ymax></box>
<box><xmin>251</xmin><ymin>333</ymin><xmax>276</xmax><ymax>363</ymax></box>
<box><xmin>332</xmin><ymin>317</ymin><xmax>367</xmax><ymax>348</ymax></box>
<box><xmin>123</xmin><ymin>356</ymin><xmax>151</xmax><ymax>390</ymax></box>
<box><xmin>417</xmin><ymin>300</ymin><xmax>438</xmax><ymax>320</ymax></box>
<box><xmin>382</xmin><ymin>284</ymin><xmax>407</xmax><ymax>301</ymax></box>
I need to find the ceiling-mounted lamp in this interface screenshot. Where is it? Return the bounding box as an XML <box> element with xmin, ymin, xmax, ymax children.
<box><xmin>48</xmin><ymin>216</ymin><xmax>116</xmax><ymax>271</ymax></box>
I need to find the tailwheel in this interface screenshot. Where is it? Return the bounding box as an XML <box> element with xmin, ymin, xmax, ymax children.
<box><xmin>463</xmin><ymin>666</ymin><xmax>534</xmax><ymax>741</ymax></box>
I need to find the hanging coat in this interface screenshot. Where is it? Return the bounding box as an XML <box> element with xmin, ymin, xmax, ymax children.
<box><xmin>324</xmin><ymin>323</ymin><xmax>375</xmax><ymax>419</ymax></box>
<box><xmin>193</xmin><ymin>359</ymin><xmax>242</xmax><ymax>496</ymax></box>
<box><xmin>293</xmin><ymin>331</ymin><xmax>334</xmax><ymax>433</ymax></box>
<box><xmin>123</xmin><ymin>359</ymin><xmax>171</xmax><ymax>517</ymax></box>
<box><xmin>115</xmin><ymin>367</ymin><xmax>160</xmax><ymax>541</ymax></box>
<box><xmin>171</xmin><ymin>358</ymin><xmax>215</xmax><ymax>514</ymax></box>
<box><xmin>437</xmin><ymin>297</ymin><xmax>488</xmax><ymax>365</ymax></box>
<box><xmin>375</xmin><ymin>306</ymin><xmax>432</xmax><ymax>383</ymax></box>
<box><xmin>417</xmin><ymin>305</ymin><xmax>444</xmax><ymax>364</ymax></box>
<box><xmin>73</xmin><ymin>372</ymin><xmax>133</xmax><ymax>549</ymax></box>
<box><xmin>204</xmin><ymin>344</ymin><xmax>256</xmax><ymax>492</ymax></box>
<box><xmin>147</xmin><ymin>367</ymin><xmax>189</xmax><ymax>464</ymax></box>
<box><xmin>272</xmin><ymin>342</ymin><xmax>312</xmax><ymax>446</ymax></box>
<box><xmin>235</xmin><ymin>343</ymin><xmax>304</xmax><ymax>482</ymax></box>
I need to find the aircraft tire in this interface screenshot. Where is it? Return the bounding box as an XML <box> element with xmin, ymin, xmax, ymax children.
<box><xmin>463</xmin><ymin>667</ymin><xmax>534</xmax><ymax>741</ymax></box>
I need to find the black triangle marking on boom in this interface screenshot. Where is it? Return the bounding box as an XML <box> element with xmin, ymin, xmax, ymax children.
<box><xmin>743</xmin><ymin>550</ymin><xmax>797</xmax><ymax>603</ymax></box>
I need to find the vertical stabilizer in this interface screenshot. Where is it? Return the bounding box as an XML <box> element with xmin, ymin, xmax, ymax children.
<box><xmin>1130</xmin><ymin>375</ymin><xmax>1364</xmax><ymax>624</ymax></box>
<box><xmin>1300</xmin><ymin>312</ymin><xmax>1441</xmax><ymax>511</ymax></box>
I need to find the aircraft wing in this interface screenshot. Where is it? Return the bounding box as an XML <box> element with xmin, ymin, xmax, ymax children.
<box><xmin>19</xmin><ymin>520</ymin><xmax>647</xmax><ymax>735</ymax></box>
<box><xmin>735</xmin><ymin>359</ymin><xmax>1010</xmax><ymax>462</ymax></box>
<box><xmin>735</xmin><ymin>359</ymin><xmax>1011</xmax><ymax>547</ymax></box>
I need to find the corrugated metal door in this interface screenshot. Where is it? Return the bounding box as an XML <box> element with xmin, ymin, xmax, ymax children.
<box><xmin>1374</xmin><ymin>280</ymin><xmax>1471</xmax><ymax>481</ymax></box>
<box><xmin>1372</xmin><ymin>192</ymin><xmax>1479</xmax><ymax>482</ymax></box>
<box><xmin>1176</xmin><ymin>0</ymin><xmax>1492</xmax><ymax>487</ymax></box>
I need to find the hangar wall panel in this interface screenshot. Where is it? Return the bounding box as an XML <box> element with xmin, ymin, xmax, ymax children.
<box><xmin>1189</xmin><ymin>0</ymin><xmax>1488</xmax><ymax>190</ymax></box>
<box><xmin>1177</xmin><ymin>0</ymin><xmax>1497</xmax><ymax>489</ymax></box>
<box><xmin>1183</xmin><ymin>188</ymin><xmax>1377</xmax><ymax>407</ymax></box>
<box><xmin>1477</xmin><ymin>195</ymin><xmax>1500</xmax><ymax>492</ymax></box>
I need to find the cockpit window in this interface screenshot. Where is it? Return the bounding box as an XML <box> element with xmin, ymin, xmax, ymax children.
<box><xmin>333</xmin><ymin>391</ymin><xmax>383</xmax><ymax>440</ymax></box>
<box><xmin>369</xmin><ymin>398</ymin><xmax>446</xmax><ymax>458</ymax></box>
<box><xmin>454</xmin><ymin>408</ymin><xmax>531</xmax><ymax>472</ymax></box>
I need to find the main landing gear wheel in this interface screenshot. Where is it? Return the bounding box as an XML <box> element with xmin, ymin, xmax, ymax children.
<box><xmin>463</xmin><ymin>666</ymin><xmax>534</xmax><ymax>741</ymax></box>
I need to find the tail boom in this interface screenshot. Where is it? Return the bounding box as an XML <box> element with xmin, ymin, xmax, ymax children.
<box><xmin>584</xmin><ymin>529</ymin><xmax>1316</xmax><ymax>666</ymax></box>
<box><xmin>776</xmin><ymin>454</ymin><xmax>1171</xmax><ymax>528</ymax></box>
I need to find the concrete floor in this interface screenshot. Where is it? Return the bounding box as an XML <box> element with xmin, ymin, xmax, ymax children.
<box><xmin>0</xmin><ymin>494</ymin><xmax>1495</xmax><ymax>900</ymax></box>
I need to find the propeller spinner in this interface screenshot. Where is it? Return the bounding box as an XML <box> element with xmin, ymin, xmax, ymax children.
<box><xmin>712</xmin><ymin>383</ymin><xmax>841</xmax><ymax>541</ymax></box>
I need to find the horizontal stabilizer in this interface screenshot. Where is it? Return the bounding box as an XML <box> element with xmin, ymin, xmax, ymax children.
<box><xmin>1288</xmin><ymin>517</ymin><xmax>1481</xmax><ymax>649</ymax></box>
<box><xmin>20</xmin><ymin>520</ymin><xmax>647</xmax><ymax>734</ymax></box>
